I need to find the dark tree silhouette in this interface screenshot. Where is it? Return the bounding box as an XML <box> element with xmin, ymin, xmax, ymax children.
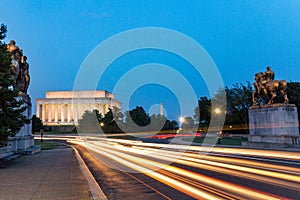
<box><xmin>0</xmin><ymin>24</ymin><xmax>29</xmax><ymax>146</ymax></box>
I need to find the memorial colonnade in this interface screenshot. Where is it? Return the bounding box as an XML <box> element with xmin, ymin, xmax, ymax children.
<box><xmin>36</xmin><ymin>91</ymin><xmax>121</xmax><ymax>126</ymax></box>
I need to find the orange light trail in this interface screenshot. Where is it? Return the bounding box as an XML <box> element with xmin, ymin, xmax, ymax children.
<box><xmin>69</xmin><ymin>138</ymin><xmax>296</xmax><ymax>200</ymax></box>
<box><xmin>98</xmin><ymin>137</ymin><xmax>300</xmax><ymax>160</ymax></box>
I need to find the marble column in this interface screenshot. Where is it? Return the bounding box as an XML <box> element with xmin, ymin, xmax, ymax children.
<box><xmin>71</xmin><ymin>104</ymin><xmax>75</xmax><ymax>122</ymax></box>
<box><xmin>36</xmin><ymin>103</ymin><xmax>40</xmax><ymax>119</ymax></box>
<box><xmin>104</xmin><ymin>104</ymin><xmax>108</xmax><ymax>114</ymax></box>
<box><xmin>61</xmin><ymin>104</ymin><xmax>65</xmax><ymax>123</ymax></box>
<box><xmin>42</xmin><ymin>104</ymin><xmax>46</xmax><ymax>122</ymax></box>
<box><xmin>48</xmin><ymin>104</ymin><xmax>52</xmax><ymax>122</ymax></box>
<box><xmin>74</xmin><ymin>104</ymin><xmax>78</xmax><ymax>123</ymax></box>
<box><xmin>77</xmin><ymin>103</ymin><xmax>81</xmax><ymax>120</ymax></box>
<box><xmin>67</xmin><ymin>104</ymin><xmax>71</xmax><ymax>122</ymax></box>
<box><xmin>54</xmin><ymin>104</ymin><xmax>58</xmax><ymax>122</ymax></box>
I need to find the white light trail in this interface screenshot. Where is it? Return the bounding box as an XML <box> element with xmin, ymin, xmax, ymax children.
<box><xmin>69</xmin><ymin>138</ymin><xmax>296</xmax><ymax>200</ymax></box>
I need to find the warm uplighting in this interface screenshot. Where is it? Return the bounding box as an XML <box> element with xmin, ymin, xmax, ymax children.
<box><xmin>214</xmin><ymin>108</ymin><xmax>221</xmax><ymax>114</ymax></box>
<box><xmin>179</xmin><ymin>117</ymin><xmax>185</xmax><ymax>123</ymax></box>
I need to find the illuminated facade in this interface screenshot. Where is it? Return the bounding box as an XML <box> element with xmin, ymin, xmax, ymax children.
<box><xmin>36</xmin><ymin>90</ymin><xmax>121</xmax><ymax>126</ymax></box>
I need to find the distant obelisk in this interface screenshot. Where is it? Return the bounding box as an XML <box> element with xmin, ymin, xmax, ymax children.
<box><xmin>160</xmin><ymin>103</ymin><xmax>163</xmax><ymax>116</ymax></box>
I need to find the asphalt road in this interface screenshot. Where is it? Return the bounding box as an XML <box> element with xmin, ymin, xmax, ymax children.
<box><xmin>74</xmin><ymin>144</ymin><xmax>192</xmax><ymax>200</ymax></box>
<box><xmin>67</xmin><ymin>137</ymin><xmax>300</xmax><ymax>200</ymax></box>
<box><xmin>38</xmin><ymin>135</ymin><xmax>300</xmax><ymax>199</ymax></box>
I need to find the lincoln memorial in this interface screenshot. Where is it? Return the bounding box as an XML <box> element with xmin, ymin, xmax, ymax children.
<box><xmin>36</xmin><ymin>90</ymin><xmax>121</xmax><ymax>126</ymax></box>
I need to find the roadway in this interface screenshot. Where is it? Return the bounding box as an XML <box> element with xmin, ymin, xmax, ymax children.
<box><xmin>40</xmin><ymin>135</ymin><xmax>300</xmax><ymax>199</ymax></box>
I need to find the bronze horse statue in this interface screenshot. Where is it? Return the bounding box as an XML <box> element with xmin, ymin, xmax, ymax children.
<box><xmin>252</xmin><ymin>72</ymin><xmax>289</xmax><ymax>105</ymax></box>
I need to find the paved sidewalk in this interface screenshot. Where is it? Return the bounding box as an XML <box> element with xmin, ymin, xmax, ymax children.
<box><xmin>0</xmin><ymin>147</ymin><xmax>91</xmax><ymax>200</ymax></box>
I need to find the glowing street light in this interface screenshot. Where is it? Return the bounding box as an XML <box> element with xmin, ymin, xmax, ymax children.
<box><xmin>214</xmin><ymin>108</ymin><xmax>222</xmax><ymax>139</ymax></box>
<box><xmin>179</xmin><ymin>117</ymin><xmax>185</xmax><ymax>123</ymax></box>
<box><xmin>214</xmin><ymin>108</ymin><xmax>221</xmax><ymax>114</ymax></box>
<box><xmin>100</xmin><ymin>122</ymin><xmax>104</xmax><ymax>127</ymax></box>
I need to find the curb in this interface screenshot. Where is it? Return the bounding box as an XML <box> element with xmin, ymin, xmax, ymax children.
<box><xmin>0</xmin><ymin>154</ymin><xmax>20</xmax><ymax>165</ymax></box>
<box><xmin>71</xmin><ymin>146</ymin><xmax>107</xmax><ymax>200</ymax></box>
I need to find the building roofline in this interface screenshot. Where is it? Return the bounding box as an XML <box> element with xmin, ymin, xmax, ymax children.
<box><xmin>45</xmin><ymin>90</ymin><xmax>112</xmax><ymax>93</ymax></box>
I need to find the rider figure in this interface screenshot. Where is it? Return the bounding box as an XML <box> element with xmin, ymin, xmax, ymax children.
<box><xmin>264</xmin><ymin>66</ymin><xmax>275</xmax><ymax>82</ymax></box>
<box><xmin>258</xmin><ymin>66</ymin><xmax>275</xmax><ymax>94</ymax></box>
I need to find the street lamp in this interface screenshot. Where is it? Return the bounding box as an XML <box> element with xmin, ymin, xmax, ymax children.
<box><xmin>214</xmin><ymin>108</ymin><xmax>222</xmax><ymax>144</ymax></box>
<box><xmin>214</xmin><ymin>108</ymin><xmax>221</xmax><ymax>114</ymax></box>
<box><xmin>179</xmin><ymin>117</ymin><xmax>185</xmax><ymax>123</ymax></box>
<box><xmin>179</xmin><ymin>117</ymin><xmax>185</xmax><ymax>133</ymax></box>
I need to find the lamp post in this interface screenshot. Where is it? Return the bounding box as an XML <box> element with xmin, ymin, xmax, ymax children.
<box><xmin>179</xmin><ymin>117</ymin><xmax>185</xmax><ymax>133</ymax></box>
<box><xmin>214</xmin><ymin>108</ymin><xmax>222</xmax><ymax>144</ymax></box>
<box><xmin>197</xmin><ymin>100</ymin><xmax>202</xmax><ymax>134</ymax></box>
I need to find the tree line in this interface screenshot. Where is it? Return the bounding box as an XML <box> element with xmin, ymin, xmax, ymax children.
<box><xmin>77</xmin><ymin>81</ymin><xmax>300</xmax><ymax>134</ymax></box>
<box><xmin>194</xmin><ymin>81</ymin><xmax>300</xmax><ymax>134</ymax></box>
<box><xmin>32</xmin><ymin>81</ymin><xmax>300</xmax><ymax>135</ymax></box>
<box><xmin>77</xmin><ymin>106</ymin><xmax>179</xmax><ymax>133</ymax></box>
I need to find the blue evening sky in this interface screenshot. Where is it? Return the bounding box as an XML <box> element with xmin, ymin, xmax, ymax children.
<box><xmin>1</xmin><ymin>0</ymin><xmax>300</xmax><ymax>120</ymax></box>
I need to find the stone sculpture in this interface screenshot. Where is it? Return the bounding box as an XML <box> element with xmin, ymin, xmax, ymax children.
<box><xmin>5</xmin><ymin>40</ymin><xmax>35</xmax><ymax>152</ymax></box>
<box><xmin>7</xmin><ymin>40</ymin><xmax>30</xmax><ymax>94</ymax></box>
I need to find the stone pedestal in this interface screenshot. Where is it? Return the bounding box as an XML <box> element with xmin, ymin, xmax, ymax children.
<box><xmin>8</xmin><ymin>95</ymin><xmax>35</xmax><ymax>153</ymax></box>
<box><xmin>245</xmin><ymin>104</ymin><xmax>299</xmax><ymax>148</ymax></box>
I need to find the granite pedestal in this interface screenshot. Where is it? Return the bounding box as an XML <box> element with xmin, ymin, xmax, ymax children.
<box><xmin>8</xmin><ymin>95</ymin><xmax>35</xmax><ymax>153</ymax></box>
<box><xmin>245</xmin><ymin>104</ymin><xmax>300</xmax><ymax>148</ymax></box>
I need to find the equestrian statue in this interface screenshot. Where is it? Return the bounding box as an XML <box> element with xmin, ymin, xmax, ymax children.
<box><xmin>252</xmin><ymin>66</ymin><xmax>288</xmax><ymax>105</ymax></box>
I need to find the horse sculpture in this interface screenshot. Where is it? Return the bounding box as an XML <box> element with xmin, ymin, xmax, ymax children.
<box><xmin>252</xmin><ymin>72</ymin><xmax>289</xmax><ymax>105</ymax></box>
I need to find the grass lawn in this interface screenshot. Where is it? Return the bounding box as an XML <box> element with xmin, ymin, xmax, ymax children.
<box><xmin>33</xmin><ymin>131</ymin><xmax>77</xmax><ymax>135</ymax></box>
<box><xmin>34</xmin><ymin>140</ymin><xmax>65</xmax><ymax>150</ymax></box>
<box><xmin>105</xmin><ymin>133</ymin><xmax>140</xmax><ymax>140</ymax></box>
<box><xmin>220</xmin><ymin>137</ymin><xmax>248</xmax><ymax>145</ymax></box>
<box><xmin>184</xmin><ymin>136</ymin><xmax>248</xmax><ymax>146</ymax></box>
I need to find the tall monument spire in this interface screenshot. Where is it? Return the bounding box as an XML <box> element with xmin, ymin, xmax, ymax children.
<box><xmin>160</xmin><ymin>103</ymin><xmax>163</xmax><ymax>116</ymax></box>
